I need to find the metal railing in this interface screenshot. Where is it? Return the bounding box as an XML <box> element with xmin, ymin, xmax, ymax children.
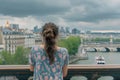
<box><xmin>0</xmin><ymin>64</ymin><xmax>120</xmax><ymax>80</ymax></box>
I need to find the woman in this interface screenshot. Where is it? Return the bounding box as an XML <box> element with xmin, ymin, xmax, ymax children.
<box><xmin>29</xmin><ymin>22</ymin><xmax>69</xmax><ymax>80</ymax></box>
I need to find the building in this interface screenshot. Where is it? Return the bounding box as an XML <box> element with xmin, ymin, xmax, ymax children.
<box><xmin>0</xmin><ymin>21</ymin><xmax>36</xmax><ymax>53</ymax></box>
<box><xmin>10</xmin><ymin>24</ymin><xmax>19</xmax><ymax>31</ymax></box>
<box><xmin>72</xmin><ymin>28</ymin><xmax>80</xmax><ymax>35</ymax></box>
<box><xmin>0</xmin><ymin>30</ymin><xmax>4</xmax><ymax>52</ymax></box>
<box><xmin>59</xmin><ymin>27</ymin><xmax>67</xmax><ymax>39</ymax></box>
<box><xmin>65</xmin><ymin>27</ymin><xmax>70</xmax><ymax>34</ymax></box>
<box><xmin>3</xmin><ymin>31</ymin><xmax>25</xmax><ymax>53</ymax></box>
<box><xmin>24</xmin><ymin>32</ymin><xmax>35</xmax><ymax>48</ymax></box>
<box><xmin>33</xmin><ymin>26</ymin><xmax>41</xmax><ymax>33</ymax></box>
<box><xmin>34</xmin><ymin>34</ymin><xmax>42</xmax><ymax>45</ymax></box>
<box><xmin>0</xmin><ymin>21</ymin><xmax>43</xmax><ymax>53</ymax></box>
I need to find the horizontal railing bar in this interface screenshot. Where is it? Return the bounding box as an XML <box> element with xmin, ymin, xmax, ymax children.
<box><xmin>0</xmin><ymin>65</ymin><xmax>29</xmax><ymax>70</ymax></box>
<box><xmin>68</xmin><ymin>64</ymin><xmax>120</xmax><ymax>69</ymax></box>
<box><xmin>0</xmin><ymin>64</ymin><xmax>120</xmax><ymax>70</ymax></box>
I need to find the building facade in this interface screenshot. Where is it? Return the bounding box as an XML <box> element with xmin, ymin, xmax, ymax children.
<box><xmin>0</xmin><ymin>21</ymin><xmax>37</xmax><ymax>53</ymax></box>
<box><xmin>0</xmin><ymin>30</ymin><xmax>4</xmax><ymax>52</ymax></box>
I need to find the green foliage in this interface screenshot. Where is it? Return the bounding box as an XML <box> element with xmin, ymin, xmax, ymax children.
<box><xmin>58</xmin><ymin>36</ymin><xmax>81</xmax><ymax>55</ymax></box>
<box><xmin>0</xmin><ymin>46</ymin><xmax>30</xmax><ymax>65</ymax></box>
<box><xmin>114</xmin><ymin>39</ymin><xmax>120</xmax><ymax>42</ymax></box>
<box><xmin>14</xmin><ymin>46</ymin><xmax>30</xmax><ymax>64</ymax></box>
<box><xmin>0</xmin><ymin>50</ymin><xmax>14</xmax><ymax>64</ymax></box>
<box><xmin>91</xmin><ymin>38</ymin><xmax>110</xmax><ymax>42</ymax></box>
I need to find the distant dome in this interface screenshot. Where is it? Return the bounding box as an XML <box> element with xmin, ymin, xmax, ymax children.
<box><xmin>5</xmin><ymin>21</ymin><xmax>10</xmax><ymax>28</ymax></box>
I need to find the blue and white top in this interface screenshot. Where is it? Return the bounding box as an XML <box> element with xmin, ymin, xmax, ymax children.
<box><xmin>29</xmin><ymin>46</ymin><xmax>69</xmax><ymax>80</ymax></box>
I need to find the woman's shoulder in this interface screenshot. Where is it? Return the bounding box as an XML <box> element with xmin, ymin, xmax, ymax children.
<box><xmin>31</xmin><ymin>45</ymin><xmax>43</xmax><ymax>52</ymax></box>
<box><xmin>58</xmin><ymin>47</ymin><xmax>68</xmax><ymax>54</ymax></box>
<box><xmin>58</xmin><ymin>47</ymin><xmax>69</xmax><ymax>60</ymax></box>
<box><xmin>59</xmin><ymin>47</ymin><xmax>67</xmax><ymax>51</ymax></box>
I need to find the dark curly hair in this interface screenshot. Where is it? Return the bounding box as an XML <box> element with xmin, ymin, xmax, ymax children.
<box><xmin>42</xmin><ymin>22</ymin><xmax>59</xmax><ymax>64</ymax></box>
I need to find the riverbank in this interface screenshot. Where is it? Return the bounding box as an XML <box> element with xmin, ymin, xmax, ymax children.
<box><xmin>69</xmin><ymin>55</ymin><xmax>88</xmax><ymax>64</ymax></box>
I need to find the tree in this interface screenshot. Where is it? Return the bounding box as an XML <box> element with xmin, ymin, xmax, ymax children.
<box><xmin>0</xmin><ymin>50</ymin><xmax>13</xmax><ymax>64</ymax></box>
<box><xmin>0</xmin><ymin>46</ymin><xmax>30</xmax><ymax>65</ymax></box>
<box><xmin>58</xmin><ymin>36</ymin><xmax>81</xmax><ymax>55</ymax></box>
<box><xmin>13</xmin><ymin>46</ymin><xmax>30</xmax><ymax>64</ymax></box>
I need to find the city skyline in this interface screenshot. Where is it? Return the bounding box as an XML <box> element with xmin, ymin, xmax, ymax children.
<box><xmin>0</xmin><ymin>0</ymin><xmax>120</xmax><ymax>30</ymax></box>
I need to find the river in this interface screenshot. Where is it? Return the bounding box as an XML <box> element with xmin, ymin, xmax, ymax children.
<box><xmin>76</xmin><ymin>52</ymin><xmax>120</xmax><ymax>64</ymax></box>
<box><xmin>71</xmin><ymin>52</ymin><xmax>120</xmax><ymax>80</ymax></box>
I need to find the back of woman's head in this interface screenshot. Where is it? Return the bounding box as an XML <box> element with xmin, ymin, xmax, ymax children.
<box><xmin>42</xmin><ymin>22</ymin><xmax>59</xmax><ymax>64</ymax></box>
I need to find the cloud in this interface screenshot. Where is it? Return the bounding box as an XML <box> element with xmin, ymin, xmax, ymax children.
<box><xmin>0</xmin><ymin>15</ymin><xmax>43</xmax><ymax>29</ymax></box>
<box><xmin>64</xmin><ymin>0</ymin><xmax>120</xmax><ymax>22</ymax></box>
<box><xmin>0</xmin><ymin>0</ymin><xmax>71</xmax><ymax>17</ymax></box>
<box><xmin>0</xmin><ymin>0</ymin><xmax>120</xmax><ymax>30</ymax></box>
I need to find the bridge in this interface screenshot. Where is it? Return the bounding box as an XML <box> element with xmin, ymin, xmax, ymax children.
<box><xmin>0</xmin><ymin>65</ymin><xmax>120</xmax><ymax>80</ymax></box>
<box><xmin>81</xmin><ymin>43</ymin><xmax>120</xmax><ymax>52</ymax></box>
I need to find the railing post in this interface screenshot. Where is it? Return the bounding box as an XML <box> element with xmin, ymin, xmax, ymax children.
<box><xmin>113</xmin><ymin>76</ymin><xmax>120</xmax><ymax>80</ymax></box>
<box><xmin>86</xmin><ymin>72</ymin><xmax>100</xmax><ymax>80</ymax></box>
<box><xmin>64</xmin><ymin>76</ymin><xmax>72</xmax><ymax>80</ymax></box>
<box><xmin>16</xmin><ymin>75</ymin><xmax>31</xmax><ymax>80</ymax></box>
<box><xmin>114</xmin><ymin>79</ymin><xmax>120</xmax><ymax>80</ymax></box>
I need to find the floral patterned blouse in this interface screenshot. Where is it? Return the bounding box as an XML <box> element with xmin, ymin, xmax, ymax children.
<box><xmin>29</xmin><ymin>46</ymin><xmax>69</xmax><ymax>80</ymax></box>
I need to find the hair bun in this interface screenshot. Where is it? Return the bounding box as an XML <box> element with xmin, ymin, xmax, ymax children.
<box><xmin>44</xmin><ymin>29</ymin><xmax>54</xmax><ymax>38</ymax></box>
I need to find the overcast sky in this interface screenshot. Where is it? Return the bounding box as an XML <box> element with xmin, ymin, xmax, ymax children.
<box><xmin>0</xmin><ymin>0</ymin><xmax>120</xmax><ymax>30</ymax></box>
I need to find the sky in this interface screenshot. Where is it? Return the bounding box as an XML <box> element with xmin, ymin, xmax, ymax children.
<box><xmin>0</xmin><ymin>0</ymin><xmax>120</xmax><ymax>31</ymax></box>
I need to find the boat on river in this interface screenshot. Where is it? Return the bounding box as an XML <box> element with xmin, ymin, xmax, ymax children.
<box><xmin>95</xmin><ymin>56</ymin><xmax>105</xmax><ymax>64</ymax></box>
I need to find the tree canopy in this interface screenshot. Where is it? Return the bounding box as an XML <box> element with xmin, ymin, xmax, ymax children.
<box><xmin>58</xmin><ymin>36</ymin><xmax>81</xmax><ymax>55</ymax></box>
<box><xmin>0</xmin><ymin>46</ymin><xmax>30</xmax><ymax>65</ymax></box>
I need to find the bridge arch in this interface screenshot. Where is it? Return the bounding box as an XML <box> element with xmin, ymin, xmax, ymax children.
<box><xmin>94</xmin><ymin>48</ymin><xmax>97</xmax><ymax>52</ymax></box>
<box><xmin>98</xmin><ymin>48</ymin><xmax>106</xmax><ymax>52</ymax></box>
<box><xmin>108</xmin><ymin>48</ymin><xmax>117</xmax><ymax>52</ymax></box>
<box><xmin>71</xmin><ymin>76</ymin><xmax>87</xmax><ymax>80</ymax></box>
<box><xmin>87</xmin><ymin>48</ymin><xmax>97</xmax><ymax>52</ymax></box>
<box><xmin>82</xmin><ymin>43</ymin><xmax>120</xmax><ymax>52</ymax></box>
<box><xmin>105</xmin><ymin>47</ymin><xmax>110</xmax><ymax>52</ymax></box>
<box><xmin>85</xmin><ymin>48</ymin><xmax>97</xmax><ymax>52</ymax></box>
<box><xmin>117</xmin><ymin>48</ymin><xmax>120</xmax><ymax>52</ymax></box>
